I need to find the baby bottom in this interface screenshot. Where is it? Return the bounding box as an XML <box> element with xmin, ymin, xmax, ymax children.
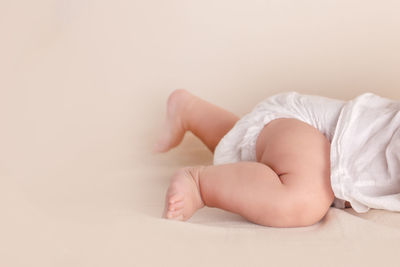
<box><xmin>155</xmin><ymin>90</ymin><xmax>334</xmax><ymax>227</ymax></box>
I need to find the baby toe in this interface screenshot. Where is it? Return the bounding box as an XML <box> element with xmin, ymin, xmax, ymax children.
<box><xmin>167</xmin><ymin>209</ymin><xmax>184</xmax><ymax>220</ymax></box>
<box><xmin>168</xmin><ymin>200</ymin><xmax>184</xmax><ymax>211</ymax></box>
<box><xmin>168</xmin><ymin>192</ymin><xmax>184</xmax><ymax>204</ymax></box>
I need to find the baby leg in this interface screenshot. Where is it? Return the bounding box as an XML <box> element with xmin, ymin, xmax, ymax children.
<box><xmin>154</xmin><ymin>89</ymin><xmax>239</xmax><ymax>153</ymax></box>
<box><xmin>164</xmin><ymin>118</ymin><xmax>334</xmax><ymax>227</ymax></box>
<box><xmin>163</xmin><ymin>162</ymin><xmax>289</xmax><ymax>225</ymax></box>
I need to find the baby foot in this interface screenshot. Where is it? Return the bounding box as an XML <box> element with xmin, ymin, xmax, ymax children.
<box><xmin>153</xmin><ymin>89</ymin><xmax>195</xmax><ymax>153</ymax></box>
<box><xmin>163</xmin><ymin>166</ymin><xmax>205</xmax><ymax>221</ymax></box>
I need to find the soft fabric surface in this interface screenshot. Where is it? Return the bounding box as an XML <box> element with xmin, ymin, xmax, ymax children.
<box><xmin>1</xmin><ymin>1</ymin><xmax>400</xmax><ymax>266</ymax></box>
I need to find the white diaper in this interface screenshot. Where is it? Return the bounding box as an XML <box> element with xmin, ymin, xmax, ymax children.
<box><xmin>330</xmin><ymin>93</ymin><xmax>400</xmax><ymax>212</ymax></box>
<box><xmin>214</xmin><ymin>92</ymin><xmax>400</xmax><ymax>212</ymax></box>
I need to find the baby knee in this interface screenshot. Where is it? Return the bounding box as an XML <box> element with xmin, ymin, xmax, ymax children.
<box><xmin>259</xmin><ymin>192</ymin><xmax>331</xmax><ymax>227</ymax></box>
<box><xmin>285</xmin><ymin>193</ymin><xmax>332</xmax><ymax>227</ymax></box>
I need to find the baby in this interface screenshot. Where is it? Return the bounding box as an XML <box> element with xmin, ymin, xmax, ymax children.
<box><xmin>154</xmin><ymin>89</ymin><xmax>400</xmax><ymax>227</ymax></box>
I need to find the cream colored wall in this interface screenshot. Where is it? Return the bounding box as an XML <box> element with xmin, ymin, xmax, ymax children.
<box><xmin>2</xmin><ymin>0</ymin><xmax>400</xmax><ymax>172</ymax></box>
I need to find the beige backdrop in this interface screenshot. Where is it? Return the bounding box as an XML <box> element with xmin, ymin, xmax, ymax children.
<box><xmin>1</xmin><ymin>1</ymin><xmax>400</xmax><ymax>266</ymax></box>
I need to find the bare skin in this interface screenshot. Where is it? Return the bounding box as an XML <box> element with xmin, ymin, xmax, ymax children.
<box><xmin>155</xmin><ymin>89</ymin><xmax>336</xmax><ymax>227</ymax></box>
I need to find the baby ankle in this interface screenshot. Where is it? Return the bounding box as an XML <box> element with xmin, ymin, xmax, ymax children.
<box><xmin>193</xmin><ymin>165</ymin><xmax>207</xmax><ymax>208</ymax></box>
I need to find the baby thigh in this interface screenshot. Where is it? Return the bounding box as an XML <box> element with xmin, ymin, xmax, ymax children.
<box><xmin>256</xmin><ymin>118</ymin><xmax>335</xmax><ymax>223</ymax></box>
